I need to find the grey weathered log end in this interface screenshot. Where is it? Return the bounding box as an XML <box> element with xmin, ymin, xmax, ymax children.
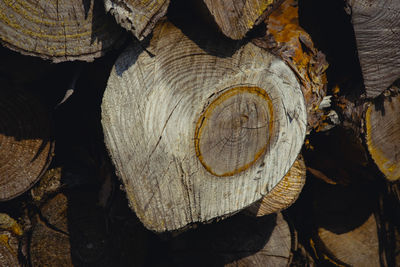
<box><xmin>101</xmin><ymin>21</ymin><xmax>307</xmax><ymax>232</ymax></box>
<box><xmin>348</xmin><ymin>0</ymin><xmax>400</xmax><ymax>98</ymax></box>
<box><xmin>104</xmin><ymin>0</ymin><xmax>170</xmax><ymax>40</ymax></box>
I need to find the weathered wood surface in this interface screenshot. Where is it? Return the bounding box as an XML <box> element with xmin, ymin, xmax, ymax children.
<box><xmin>312</xmin><ymin>181</ymin><xmax>380</xmax><ymax>266</ymax></box>
<box><xmin>253</xmin><ymin>0</ymin><xmax>328</xmax><ymax>131</ymax></box>
<box><xmin>246</xmin><ymin>154</ymin><xmax>306</xmax><ymax>216</ymax></box>
<box><xmin>0</xmin><ymin>231</ymin><xmax>19</xmax><ymax>267</ymax></box>
<box><xmin>365</xmin><ymin>89</ymin><xmax>400</xmax><ymax>182</ymax></box>
<box><xmin>104</xmin><ymin>0</ymin><xmax>170</xmax><ymax>41</ymax></box>
<box><xmin>318</xmin><ymin>213</ymin><xmax>380</xmax><ymax>267</ymax></box>
<box><xmin>203</xmin><ymin>0</ymin><xmax>281</xmax><ymax>40</ymax></box>
<box><xmin>102</xmin><ymin>20</ymin><xmax>307</xmax><ymax>231</ymax></box>
<box><xmin>347</xmin><ymin>0</ymin><xmax>400</xmax><ymax>98</ymax></box>
<box><xmin>30</xmin><ymin>192</ymin><xmax>112</xmax><ymax>266</ymax></box>
<box><xmin>0</xmin><ymin>0</ymin><xmax>125</xmax><ymax>62</ymax></box>
<box><xmin>168</xmin><ymin>212</ymin><xmax>292</xmax><ymax>266</ymax></box>
<box><xmin>0</xmin><ymin>86</ymin><xmax>53</xmax><ymax>201</ymax></box>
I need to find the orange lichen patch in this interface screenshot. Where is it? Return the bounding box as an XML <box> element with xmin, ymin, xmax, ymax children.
<box><xmin>0</xmin><ymin>214</ymin><xmax>23</xmax><ymax>236</ymax></box>
<box><xmin>256</xmin><ymin>0</ymin><xmax>328</xmax><ymax>130</ymax></box>
<box><xmin>194</xmin><ymin>86</ymin><xmax>274</xmax><ymax>177</ymax></box>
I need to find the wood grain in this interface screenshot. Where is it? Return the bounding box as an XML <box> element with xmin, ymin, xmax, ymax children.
<box><xmin>0</xmin><ymin>0</ymin><xmax>125</xmax><ymax>62</ymax></box>
<box><xmin>203</xmin><ymin>0</ymin><xmax>280</xmax><ymax>39</ymax></box>
<box><xmin>102</xmin><ymin>20</ymin><xmax>307</xmax><ymax>231</ymax></box>
<box><xmin>168</xmin><ymin>213</ymin><xmax>292</xmax><ymax>266</ymax></box>
<box><xmin>253</xmin><ymin>0</ymin><xmax>328</xmax><ymax>131</ymax></box>
<box><xmin>0</xmin><ymin>86</ymin><xmax>53</xmax><ymax>201</ymax></box>
<box><xmin>246</xmin><ymin>154</ymin><xmax>306</xmax><ymax>216</ymax></box>
<box><xmin>366</xmin><ymin>91</ymin><xmax>400</xmax><ymax>181</ymax></box>
<box><xmin>348</xmin><ymin>0</ymin><xmax>400</xmax><ymax>98</ymax></box>
<box><xmin>104</xmin><ymin>0</ymin><xmax>170</xmax><ymax>41</ymax></box>
<box><xmin>318</xmin><ymin>214</ymin><xmax>380</xmax><ymax>267</ymax></box>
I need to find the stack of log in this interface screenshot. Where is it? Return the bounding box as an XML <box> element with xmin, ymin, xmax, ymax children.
<box><xmin>0</xmin><ymin>0</ymin><xmax>399</xmax><ymax>266</ymax></box>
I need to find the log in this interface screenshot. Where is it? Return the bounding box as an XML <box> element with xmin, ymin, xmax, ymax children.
<box><xmin>347</xmin><ymin>0</ymin><xmax>400</xmax><ymax>98</ymax></box>
<box><xmin>0</xmin><ymin>0</ymin><xmax>125</xmax><ymax>62</ymax></box>
<box><xmin>365</xmin><ymin>89</ymin><xmax>400</xmax><ymax>182</ymax></box>
<box><xmin>30</xmin><ymin>192</ymin><xmax>112</xmax><ymax>266</ymax></box>
<box><xmin>102</xmin><ymin>20</ymin><xmax>307</xmax><ymax>231</ymax></box>
<box><xmin>317</xmin><ymin>213</ymin><xmax>380</xmax><ymax>267</ymax></box>
<box><xmin>167</xmin><ymin>212</ymin><xmax>293</xmax><ymax>266</ymax></box>
<box><xmin>311</xmin><ymin>181</ymin><xmax>380</xmax><ymax>266</ymax></box>
<box><xmin>0</xmin><ymin>86</ymin><xmax>53</xmax><ymax>201</ymax></box>
<box><xmin>253</xmin><ymin>0</ymin><xmax>328</xmax><ymax>131</ymax></box>
<box><xmin>203</xmin><ymin>0</ymin><xmax>282</xmax><ymax>40</ymax></box>
<box><xmin>0</xmin><ymin>231</ymin><xmax>19</xmax><ymax>267</ymax></box>
<box><xmin>30</xmin><ymin>189</ymin><xmax>148</xmax><ymax>266</ymax></box>
<box><xmin>246</xmin><ymin>154</ymin><xmax>306</xmax><ymax>216</ymax></box>
<box><xmin>104</xmin><ymin>0</ymin><xmax>170</xmax><ymax>41</ymax></box>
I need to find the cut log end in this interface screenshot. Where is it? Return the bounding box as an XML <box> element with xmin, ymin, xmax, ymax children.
<box><xmin>0</xmin><ymin>0</ymin><xmax>125</xmax><ymax>62</ymax></box>
<box><xmin>246</xmin><ymin>154</ymin><xmax>306</xmax><ymax>216</ymax></box>
<box><xmin>365</xmin><ymin>92</ymin><xmax>400</xmax><ymax>181</ymax></box>
<box><xmin>0</xmin><ymin>87</ymin><xmax>53</xmax><ymax>201</ymax></box>
<box><xmin>195</xmin><ymin>86</ymin><xmax>274</xmax><ymax>177</ymax></box>
<box><xmin>203</xmin><ymin>0</ymin><xmax>281</xmax><ymax>40</ymax></box>
<box><xmin>102</xmin><ymin>20</ymin><xmax>307</xmax><ymax>231</ymax></box>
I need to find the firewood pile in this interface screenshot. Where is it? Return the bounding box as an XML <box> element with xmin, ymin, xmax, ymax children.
<box><xmin>0</xmin><ymin>0</ymin><xmax>399</xmax><ymax>266</ymax></box>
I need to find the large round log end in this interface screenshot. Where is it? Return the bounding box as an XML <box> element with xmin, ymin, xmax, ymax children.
<box><xmin>102</xmin><ymin>21</ymin><xmax>307</xmax><ymax>232</ymax></box>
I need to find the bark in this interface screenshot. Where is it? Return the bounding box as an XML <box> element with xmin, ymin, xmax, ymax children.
<box><xmin>347</xmin><ymin>0</ymin><xmax>400</xmax><ymax>98</ymax></box>
<box><xmin>0</xmin><ymin>0</ymin><xmax>125</xmax><ymax>62</ymax></box>
<box><xmin>252</xmin><ymin>0</ymin><xmax>328</xmax><ymax>131</ymax></box>
<box><xmin>104</xmin><ymin>0</ymin><xmax>170</xmax><ymax>41</ymax></box>
<box><xmin>203</xmin><ymin>0</ymin><xmax>282</xmax><ymax>40</ymax></box>
<box><xmin>102</xmin><ymin>19</ymin><xmax>307</xmax><ymax>232</ymax></box>
<box><xmin>0</xmin><ymin>86</ymin><xmax>53</xmax><ymax>201</ymax></box>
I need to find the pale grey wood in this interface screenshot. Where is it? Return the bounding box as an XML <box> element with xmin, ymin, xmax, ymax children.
<box><xmin>203</xmin><ymin>0</ymin><xmax>281</xmax><ymax>40</ymax></box>
<box><xmin>102</xmin><ymin>21</ymin><xmax>307</xmax><ymax>232</ymax></box>
<box><xmin>348</xmin><ymin>0</ymin><xmax>400</xmax><ymax>98</ymax></box>
<box><xmin>104</xmin><ymin>0</ymin><xmax>170</xmax><ymax>40</ymax></box>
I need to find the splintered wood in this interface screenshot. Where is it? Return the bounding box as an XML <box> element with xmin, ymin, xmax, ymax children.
<box><xmin>102</xmin><ymin>20</ymin><xmax>307</xmax><ymax>231</ymax></box>
<box><xmin>253</xmin><ymin>0</ymin><xmax>328</xmax><ymax>130</ymax></box>
<box><xmin>104</xmin><ymin>0</ymin><xmax>170</xmax><ymax>41</ymax></box>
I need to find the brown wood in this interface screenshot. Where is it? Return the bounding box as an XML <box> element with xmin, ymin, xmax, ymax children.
<box><xmin>168</xmin><ymin>212</ymin><xmax>293</xmax><ymax>266</ymax></box>
<box><xmin>0</xmin><ymin>86</ymin><xmax>53</xmax><ymax>201</ymax></box>
<box><xmin>0</xmin><ymin>0</ymin><xmax>125</xmax><ymax>62</ymax></box>
<box><xmin>104</xmin><ymin>0</ymin><xmax>170</xmax><ymax>41</ymax></box>
<box><xmin>203</xmin><ymin>0</ymin><xmax>281</xmax><ymax>40</ymax></box>
<box><xmin>347</xmin><ymin>0</ymin><xmax>400</xmax><ymax>98</ymax></box>
<box><xmin>365</xmin><ymin>88</ymin><xmax>400</xmax><ymax>181</ymax></box>
<box><xmin>246</xmin><ymin>154</ymin><xmax>306</xmax><ymax>216</ymax></box>
<box><xmin>0</xmin><ymin>231</ymin><xmax>19</xmax><ymax>267</ymax></box>
<box><xmin>30</xmin><ymin>189</ymin><xmax>148</xmax><ymax>267</ymax></box>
